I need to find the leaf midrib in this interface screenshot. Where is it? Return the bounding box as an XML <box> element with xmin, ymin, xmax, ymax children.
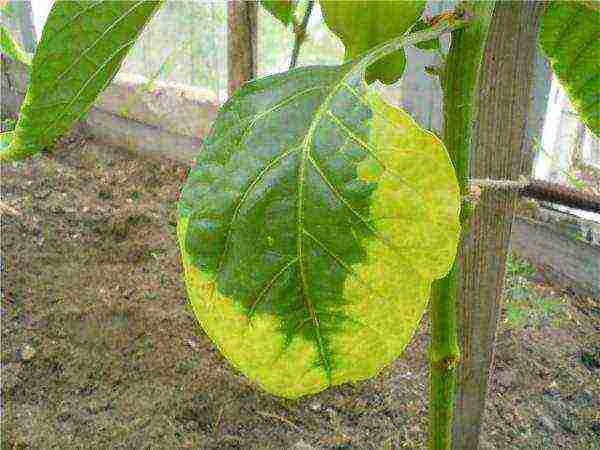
<box><xmin>293</xmin><ymin>58</ymin><xmax>389</xmax><ymax>380</ymax></box>
<box><xmin>200</xmin><ymin>20</ymin><xmax>460</xmax><ymax>381</ymax></box>
<box><xmin>295</xmin><ymin>59</ymin><xmax>410</xmax><ymax>382</ymax></box>
<box><xmin>296</xmin><ymin>74</ymin><xmax>351</xmax><ymax>384</ymax></box>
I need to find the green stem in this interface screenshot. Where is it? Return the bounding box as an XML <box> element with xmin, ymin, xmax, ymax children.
<box><xmin>289</xmin><ymin>0</ymin><xmax>314</xmax><ymax>70</ymax></box>
<box><xmin>428</xmin><ymin>2</ymin><xmax>494</xmax><ymax>450</ymax></box>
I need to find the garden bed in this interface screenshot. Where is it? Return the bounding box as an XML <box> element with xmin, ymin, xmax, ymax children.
<box><xmin>1</xmin><ymin>137</ymin><xmax>598</xmax><ymax>449</ymax></box>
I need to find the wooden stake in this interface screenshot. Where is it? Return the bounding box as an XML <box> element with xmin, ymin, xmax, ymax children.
<box><xmin>227</xmin><ymin>0</ymin><xmax>257</xmax><ymax>97</ymax></box>
<box><xmin>451</xmin><ymin>3</ymin><xmax>544</xmax><ymax>449</ymax></box>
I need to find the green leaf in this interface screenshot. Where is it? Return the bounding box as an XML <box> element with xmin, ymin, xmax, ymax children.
<box><xmin>539</xmin><ymin>1</ymin><xmax>600</xmax><ymax>137</ymax></box>
<box><xmin>177</xmin><ymin>30</ymin><xmax>461</xmax><ymax>399</ymax></box>
<box><xmin>410</xmin><ymin>19</ymin><xmax>441</xmax><ymax>51</ymax></box>
<box><xmin>320</xmin><ymin>0</ymin><xmax>425</xmax><ymax>85</ymax></box>
<box><xmin>0</xmin><ymin>25</ymin><xmax>33</xmax><ymax>66</ymax></box>
<box><xmin>0</xmin><ymin>0</ymin><xmax>163</xmax><ymax>163</ymax></box>
<box><xmin>260</xmin><ymin>0</ymin><xmax>296</xmax><ymax>26</ymax></box>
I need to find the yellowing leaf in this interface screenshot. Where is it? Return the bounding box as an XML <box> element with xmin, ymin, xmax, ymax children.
<box><xmin>178</xmin><ymin>32</ymin><xmax>460</xmax><ymax>398</ymax></box>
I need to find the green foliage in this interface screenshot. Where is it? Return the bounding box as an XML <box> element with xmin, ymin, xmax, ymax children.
<box><xmin>0</xmin><ymin>0</ymin><xmax>15</xmax><ymax>15</ymax></box>
<box><xmin>504</xmin><ymin>283</ymin><xmax>567</xmax><ymax>329</ymax></box>
<box><xmin>0</xmin><ymin>0</ymin><xmax>163</xmax><ymax>163</ymax></box>
<box><xmin>505</xmin><ymin>252</ymin><xmax>536</xmax><ymax>279</ymax></box>
<box><xmin>0</xmin><ymin>24</ymin><xmax>32</xmax><ymax>66</ymax></box>
<box><xmin>504</xmin><ymin>253</ymin><xmax>566</xmax><ymax>329</ymax></box>
<box><xmin>2</xmin><ymin>0</ymin><xmax>465</xmax><ymax>403</ymax></box>
<box><xmin>320</xmin><ymin>0</ymin><xmax>425</xmax><ymax>84</ymax></box>
<box><xmin>260</xmin><ymin>0</ymin><xmax>296</xmax><ymax>26</ymax></box>
<box><xmin>539</xmin><ymin>1</ymin><xmax>600</xmax><ymax>137</ymax></box>
<box><xmin>177</xmin><ymin>28</ymin><xmax>461</xmax><ymax>398</ymax></box>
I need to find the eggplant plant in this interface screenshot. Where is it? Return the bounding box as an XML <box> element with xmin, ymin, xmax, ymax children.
<box><xmin>0</xmin><ymin>1</ymin><xmax>598</xmax><ymax>448</ymax></box>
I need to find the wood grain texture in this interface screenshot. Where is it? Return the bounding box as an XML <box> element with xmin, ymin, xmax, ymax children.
<box><xmin>451</xmin><ymin>2</ymin><xmax>544</xmax><ymax>449</ymax></box>
<box><xmin>227</xmin><ymin>0</ymin><xmax>257</xmax><ymax>97</ymax></box>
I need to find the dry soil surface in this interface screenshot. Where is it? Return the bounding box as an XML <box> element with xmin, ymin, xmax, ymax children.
<box><xmin>1</xmin><ymin>137</ymin><xmax>599</xmax><ymax>449</ymax></box>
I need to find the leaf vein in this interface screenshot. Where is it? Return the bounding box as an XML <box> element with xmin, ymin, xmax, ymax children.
<box><xmin>207</xmin><ymin>85</ymin><xmax>329</xmax><ymax>152</ymax></box>
<box><xmin>304</xmin><ymin>159</ymin><xmax>432</xmax><ymax>282</ymax></box>
<box><xmin>302</xmin><ymin>227</ymin><xmax>424</xmax><ymax>299</ymax></box>
<box><xmin>295</xmin><ymin>78</ymin><xmax>350</xmax><ymax>385</ymax></box>
<box><xmin>325</xmin><ymin>110</ymin><xmax>425</xmax><ymax>200</ymax></box>
<box><xmin>215</xmin><ymin>144</ymin><xmax>302</xmax><ymax>278</ymax></box>
<box><xmin>39</xmin><ymin>39</ymin><xmax>136</xmax><ymax>140</ymax></box>
<box><xmin>34</xmin><ymin>1</ymin><xmax>104</xmax><ymax>68</ymax></box>
<box><xmin>307</xmin><ymin>155</ymin><xmax>408</xmax><ymax>254</ymax></box>
<box><xmin>43</xmin><ymin>1</ymin><xmax>149</xmax><ymax>88</ymax></box>
<box><xmin>249</xmin><ymin>85</ymin><xmax>331</xmax><ymax>127</ymax></box>
<box><xmin>247</xmin><ymin>257</ymin><xmax>299</xmax><ymax>327</ymax></box>
<box><xmin>313</xmin><ymin>310</ymin><xmax>391</xmax><ymax>350</ymax></box>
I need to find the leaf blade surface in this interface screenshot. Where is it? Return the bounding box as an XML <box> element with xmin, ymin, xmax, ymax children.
<box><xmin>539</xmin><ymin>1</ymin><xmax>600</xmax><ymax>136</ymax></box>
<box><xmin>178</xmin><ymin>52</ymin><xmax>460</xmax><ymax>398</ymax></box>
<box><xmin>260</xmin><ymin>0</ymin><xmax>296</xmax><ymax>26</ymax></box>
<box><xmin>1</xmin><ymin>0</ymin><xmax>162</xmax><ymax>162</ymax></box>
<box><xmin>320</xmin><ymin>0</ymin><xmax>425</xmax><ymax>84</ymax></box>
<box><xmin>0</xmin><ymin>131</ymin><xmax>13</xmax><ymax>151</ymax></box>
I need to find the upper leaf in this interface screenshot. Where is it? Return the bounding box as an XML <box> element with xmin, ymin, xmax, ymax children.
<box><xmin>1</xmin><ymin>0</ymin><xmax>163</xmax><ymax>163</ymax></box>
<box><xmin>178</xmin><ymin>28</ymin><xmax>461</xmax><ymax>399</ymax></box>
<box><xmin>320</xmin><ymin>0</ymin><xmax>425</xmax><ymax>84</ymax></box>
<box><xmin>539</xmin><ymin>1</ymin><xmax>599</xmax><ymax>136</ymax></box>
<box><xmin>260</xmin><ymin>0</ymin><xmax>296</xmax><ymax>26</ymax></box>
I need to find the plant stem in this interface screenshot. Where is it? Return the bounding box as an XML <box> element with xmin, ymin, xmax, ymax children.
<box><xmin>289</xmin><ymin>0</ymin><xmax>314</xmax><ymax>70</ymax></box>
<box><xmin>428</xmin><ymin>2</ymin><xmax>494</xmax><ymax>450</ymax></box>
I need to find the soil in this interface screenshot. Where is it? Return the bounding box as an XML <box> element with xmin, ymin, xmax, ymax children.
<box><xmin>1</xmin><ymin>135</ymin><xmax>599</xmax><ymax>450</ymax></box>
